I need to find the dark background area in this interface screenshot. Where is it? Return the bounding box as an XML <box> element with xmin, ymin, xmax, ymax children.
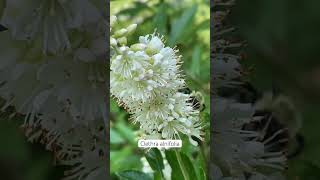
<box><xmin>0</xmin><ymin>25</ymin><xmax>65</xmax><ymax>180</ymax></box>
<box><xmin>0</xmin><ymin>116</ymin><xmax>65</xmax><ymax>180</ymax></box>
<box><xmin>231</xmin><ymin>0</ymin><xmax>320</xmax><ymax>179</ymax></box>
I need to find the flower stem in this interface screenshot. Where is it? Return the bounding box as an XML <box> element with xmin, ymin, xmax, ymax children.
<box><xmin>159</xmin><ymin>169</ymin><xmax>165</xmax><ymax>180</ymax></box>
<box><xmin>174</xmin><ymin>149</ymin><xmax>189</xmax><ymax>180</ymax></box>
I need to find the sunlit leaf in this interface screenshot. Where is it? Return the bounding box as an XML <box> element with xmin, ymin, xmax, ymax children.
<box><xmin>191</xmin><ymin>45</ymin><xmax>201</xmax><ymax>77</ymax></box>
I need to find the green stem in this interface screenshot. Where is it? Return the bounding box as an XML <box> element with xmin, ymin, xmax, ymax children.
<box><xmin>199</xmin><ymin>141</ymin><xmax>208</xmax><ymax>177</ymax></box>
<box><xmin>159</xmin><ymin>169</ymin><xmax>165</xmax><ymax>180</ymax></box>
<box><xmin>174</xmin><ymin>149</ymin><xmax>189</xmax><ymax>180</ymax></box>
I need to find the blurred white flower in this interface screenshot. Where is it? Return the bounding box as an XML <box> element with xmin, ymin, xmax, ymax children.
<box><xmin>1</xmin><ymin>0</ymin><xmax>102</xmax><ymax>54</ymax></box>
<box><xmin>0</xmin><ymin>2</ymin><xmax>107</xmax><ymax>179</ymax></box>
<box><xmin>212</xmin><ymin>98</ymin><xmax>287</xmax><ymax>178</ymax></box>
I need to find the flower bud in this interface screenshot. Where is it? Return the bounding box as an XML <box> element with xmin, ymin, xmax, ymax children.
<box><xmin>130</xmin><ymin>43</ymin><xmax>146</xmax><ymax>51</ymax></box>
<box><xmin>110</xmin><ymin>37</ymin><xmax>117</xmax><ymax>46</ymax></box>
<box><xmin>119</xmin><ymin>46</ymin><xmax>128</xmax><ymax>53</ymax></box>
<box><xmin>110</xmin><ymin>15</ymin><xmax>117</xmax><ymax>27</ymax></box>
<box><xmin>117</xmin><ymin>37</ymin><xmax>127</xmax><ymax>46</ymax></box>
<box><xmin>113</xmin><ymin>28</ymin><xmax>128</xmax><ymax>38</ymax></box>
<box><xmin>153</xmin><ymin>53</ymin><xmax>164</xmax><ymax>65</ymax></box>
<box><xmin>126</xmin><ymin>24</ymin><xmax>137</xmax><ymax>34</ymax></box>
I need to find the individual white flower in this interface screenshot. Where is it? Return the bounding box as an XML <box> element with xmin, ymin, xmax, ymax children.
<box><xmin>139</xmin><ymin>35</ymin><xmax>164</xmax><ymax>55</ymax></box>
<box><xmin>111</xmin><ymin>49</ymin><xmax>150</xmax><ymax>79</ymax></box>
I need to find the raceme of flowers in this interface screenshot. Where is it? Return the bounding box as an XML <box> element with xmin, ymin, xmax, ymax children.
<box><xmin>110</xmin><ymin>15</ymin><xmax>203</xmax><ymax>146</ymax></box>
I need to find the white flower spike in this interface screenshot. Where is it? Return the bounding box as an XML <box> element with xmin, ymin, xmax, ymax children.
<box><xmin>110</xmin><ymin>16</ymin><xmax>203</xmax><ymax>146</ymax></box>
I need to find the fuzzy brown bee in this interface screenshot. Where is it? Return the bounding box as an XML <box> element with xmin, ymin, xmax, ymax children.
<box><xmin>242</xmin><ymin>110</ymin><xmax>290</xmax><ymax>156</ymax></box>
<box><xmin>244</xmin><ymin>92</ymin><xmax>303</xmax><ymax>159</ymax></box>
<box><xmin>0</xmin><ymin>24</ymin><xmax>7</xmax><ymax>32</ymax></box>
<box><xmin>254</xmin><ymin>93</ymin><xmax>303</xmax><ymax>157</ymax></box>
<box><xmin>218</xmin><ymin>82</ymin><xmax>304</xmax><ymax>159</ymax></box>
<box><xmin>178</xmin><ymin>87</ymin><xmax>205</xmax><ymax>145</ymax></box>
<box><xmin>178</xmin><ymin>87</ymin><xmax>206</xmax><ymax>112</ymax></box>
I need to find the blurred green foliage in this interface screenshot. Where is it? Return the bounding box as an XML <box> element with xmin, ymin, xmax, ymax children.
<box><xmin>110</xmin><ymin>0</ymin><xmax>210</xmax><ymax>179</ymax></box>
<box><xmin>0</xmin><ymin>117</ymin><xmax>64</xmax><ymax>180</ymax></box>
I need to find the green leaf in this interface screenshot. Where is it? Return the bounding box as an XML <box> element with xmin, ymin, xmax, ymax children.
<box><xmin>165</xmin><ymin>150</ymin><xmax>183</xmax><ymax>180</ymax></box>
<box><xmin>181</xmin><ymin>19</ymin><xmax>210</xmax><ymax>45</ymax></box>
<box><xmin>169</xmin><ymin>5</ymin><xmax>198</xmax><ymax>46</ymax></box>
<box><xmin>110</xmin><ymin>128</ymin><xmax>125</xmax><ymax>144</ymax></box>
<box><xmin>195</xmin><ymin>19</ymin><xmax>210</xmax><ymax>32</ymax></box>
<box><xmin>180</xmin><ymin>152</ymin><xmax>198</xmax><ymax>180</ymax></box>
<box><xmin>117</xmin><ymin>2</ymin><xmax>152</xmax><ymax>17</ymax></box>
<box><xmin>145</xmin><ymin>148</ymin><xmax>164</xmax><ymax>174</ymax></box>
<box><xmin>115</xmin><ymin>121</ymin><xmax>136</xmax><ymax>145</ymax></box>
<box><xmin>198</xmin><ymin>167</ymin><xmax>206</xmax><ymax>180</ymax></box>
<box><xmin>153</xmin><ymin>3</ymin><xmax>168</xmax><ymax>35</ymax></box>
<box><xmin>191</xmin><ymin>45</ymin><xmax>201</xmax><ymax>77</ymax></box>
<box><xmin>145</xmin><ymin>148</ymin><xmax>164</xmax><ymax>179</ymax></box>
<box><xmin>111</xmin><ymin>147</ymin><xmax>142</xmax><ymax>173</ymax></box>
<box><xmin>116</xmin><ymin>170</ymin><xmax>152</xmax><ymax>180</ymax></box>
<box><xmin>153</xmin><ymin>172</ymin><xmax>163</xmax><ymax>180</ymax></box>
<box><xmin>165</xmin><ymin>150</ymin><xmax>198</xmax><ymax>180</ymax></box>
<box><xmin>111</xmin><ymin>98</ymin><xmax>120</xmax><ymax>113</ymax></box>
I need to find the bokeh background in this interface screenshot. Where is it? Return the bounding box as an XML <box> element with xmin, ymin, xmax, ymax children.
<box><xmin>0</xmin><ymin>114</ymin><xmax>65</xmax><ymax>180</ymax></box>
<box><xmin>110</xmin><ymin>0</ymin><xmax>210</xmax><ymax>179</ymax></box>
<box><xmin>0</xmin><ymin>29</ymin><xmax>65</xmax><ymax>180</ymax></box>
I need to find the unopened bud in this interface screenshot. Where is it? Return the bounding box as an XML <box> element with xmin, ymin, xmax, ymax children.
<box><xmin>110</xmin><ymin>37</ymin><xmax>117</xmax><ymax>46</ymax></box>
<box><xmin>110</xmin><ymin>15</ymin><xmax>117</xmax><ymax>27</ymax></box>
<box><xmin>114</xmin><ymin>28</ymin><xmax>128</xmax><ymax>38</ymax></box>
<box><xmin>117</xmin><ymin>37</ymin><xmax>127</xmax><ymax>46</ymax></box>
<box><xmin>126</xmin><ymin>24</ymin><xmax>137</xmax><ymax>34</ymax></box>
<box><xmin>130</xmin><ymin>43</ymin><xmax>147</xmax><ymax>51</ymax></box>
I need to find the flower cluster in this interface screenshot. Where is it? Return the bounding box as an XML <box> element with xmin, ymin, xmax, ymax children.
<box><xmin>110</xmin><ymin>15</ymin><xmax>202</xmax><ymax>146</ymax></box>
